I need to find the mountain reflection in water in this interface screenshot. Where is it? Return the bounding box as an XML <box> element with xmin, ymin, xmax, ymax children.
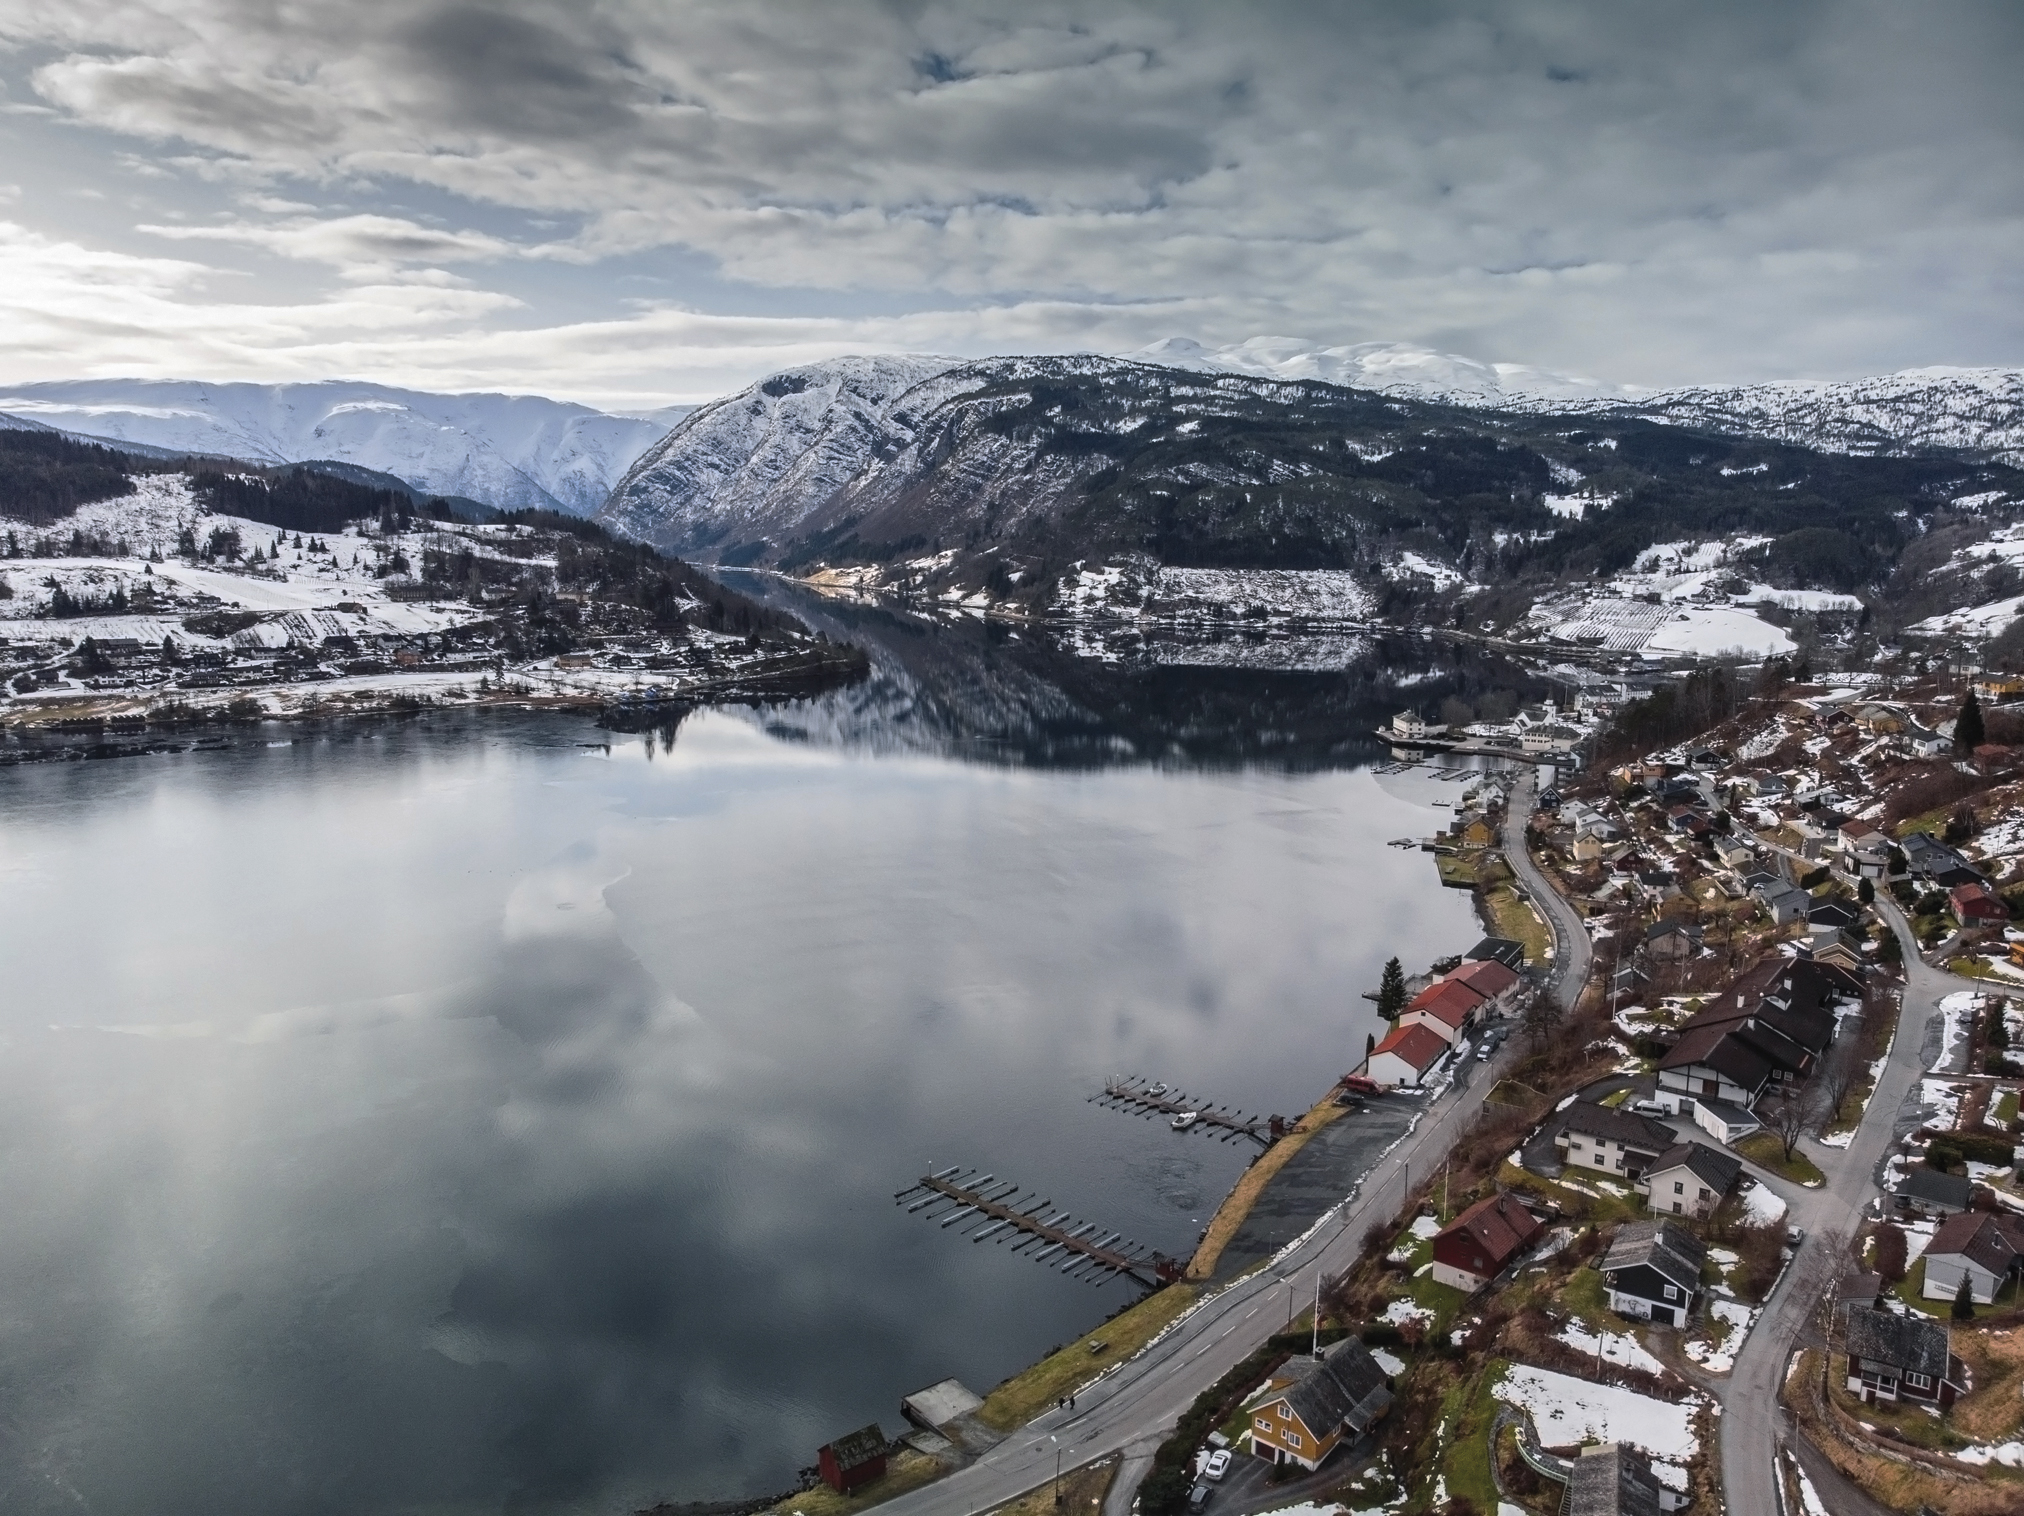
<box><xmin>0</xmin><ymin>606</ymin><xmax>1527</xmax><ymax>1516</ymax></box>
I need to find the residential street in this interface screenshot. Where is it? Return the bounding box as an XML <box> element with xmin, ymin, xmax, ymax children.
<box><xmin>1716</xmin><ymin>895</ymin><xmax>1981</xmax><ymax>1516</ymax></box>
<box><xmin>879</xmin><ymin>772</ymin><xmax>1573</xmax><ymax>1516</ymax></box>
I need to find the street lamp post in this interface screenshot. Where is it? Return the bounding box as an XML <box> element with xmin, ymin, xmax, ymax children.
<box><xmin>1054</xmin><ymin>1440</ymin><xmax>1063</xmax><ymax>1508</ymax></box>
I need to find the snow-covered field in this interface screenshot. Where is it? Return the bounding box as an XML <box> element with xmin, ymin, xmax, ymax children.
<box><xmin>1494</xmin><ymin>1363</ymin><xmax>1703</xmax><ymax>1463</ymax></box>
<box><xmin>1057</xmin><ymin>561</ymin><xmax>1377</xmax><ymax>622</ymax></box>
<box><xmin>1742</xmin><ymin>1184</ymin><xmax>1789</xmax><ymax>1227</ymax></box>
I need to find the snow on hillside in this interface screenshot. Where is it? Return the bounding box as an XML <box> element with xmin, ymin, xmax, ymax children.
<box><xmin>600</xmin><ymin>355</ymin><xmax>966</xmax><ymax>547</ymax></box>
<box><xmin>1130</xmin><ymin>337</ymin><xmax>1630</xmax><ymax>404</ymax></box>
<box><xmin>1620</xmin><ymin>366</ymin><xmax>2024</xmax><ymax>464</ymax></box>
<box><xmin>1523</xmin><ymin>537</ymin><xmax>1820</xmax><ymax>658</ymax></box>
<box><xmin>1133</xmin><ymin>340</ymin><xmax>2024</xmax><ymax>463</ymax></box>
<box><xmin>0</xmin><ymin>475</ymin><xmax>484</xmax><ymax>642</ymax></box>
<box><xmin>0</xmin><ymin>380</ymin><xmax>673</xmax><ymax>516</ymax></box>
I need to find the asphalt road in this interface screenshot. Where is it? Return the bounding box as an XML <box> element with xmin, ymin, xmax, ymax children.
<box><xmin>1715</xmin><ymin>895</ymin><xmax>1963</xmax><ymax>1516</ymax></box>
<box><xmin>879</xmin><ymin>776</ymin><xmax>1565</xmax><ymax>1516</ymax></box>
<box><xmin>1502</xmin><ymin>767</ymin><xmax>1593</xmax><ymax>1016</ymax></box>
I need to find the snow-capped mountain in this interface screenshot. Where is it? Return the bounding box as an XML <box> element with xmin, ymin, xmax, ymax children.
<box><xmin>602</xmin><ymin>354</ymin><xmax>968</xmax><ymax>547</ymax></box>
<box><xmin>0</xmin><ymin>380</ymin><xmax>676</xmax><ymax>515</ymax></box>
<box><xmin>1131</xmin><ymin>337</ymin><xmax>1634</xmax><ymax>405</ymax></box>
<box><xmin>1613</xmin><ymin>367</ymin><xmax>2024</xmax><ymax>464</ymax></box>
<box><xmin>597</xmin><ymin>351</ymin><xmax>2021</xmax><ymax>628</ymax></box>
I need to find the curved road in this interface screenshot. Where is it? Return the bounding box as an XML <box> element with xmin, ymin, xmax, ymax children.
<box><xmin>1502</xmin><ymin>767</ymin><xmax>1592</xmax><ymax>1016</ymax></box>
<box><xmin>878</xmin><ymin>773</ymin><xmax>1564</xmax><ymax>1516</ymax></box>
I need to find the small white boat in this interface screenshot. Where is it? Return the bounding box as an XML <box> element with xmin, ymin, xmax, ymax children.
<box><xmin>1171</xmin><ymin>1111</ymin><xmax>1200</xmax><ymax>1131</ymax></box>
<box><xmin>1147</xmin><ymin>1082</ymin><xmax>1169</xmax><ymax>1097</ymax></box>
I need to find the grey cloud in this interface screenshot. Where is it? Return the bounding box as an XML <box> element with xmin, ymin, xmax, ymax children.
<box><xmin>2</xmin><ymin>0</ymin><xmax>2020</xmax><ymax>386</ymax></box>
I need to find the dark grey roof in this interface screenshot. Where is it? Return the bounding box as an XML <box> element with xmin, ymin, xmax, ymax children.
<box><xmin>1467</xmin><ymin>937</ymin><xmax>1528</xmax><ymax>971</ymax></box>
<box><xmin>1559</xmin><ymin>1102</ymin><xmax>1676</xmax><ymax>1153</ymax></box>
<box><xmin>1558</xmin><ymin>1442</ymin><xmax>1663</xmax><ymax>1516</ymax></box>
<box><xmin>1646</xmin><ymin>1141</ymin><xmax>1742</xmax><ymax>1196</ymax></box>
<box><xmin>1808</xmin><ymin>899</ymin><xmax>1861</xmax><ymax>928</ymax></box>
<box><xmin>1844</xmin><ymin>1307</ymin><xmax>1951</xmax><ymax>1379</ymax></box>
<box><xmin>1601</xmin><ymin>1218</ymin><xmax>1706</xmax><ymax>1294</ymax></box>
<box><xmin>1280</xmin><ymin>1336</ymin><xmax>1394</xmax><ymax>1438</ymax></box>
<box><xmin>824</xmin><ymin>1423</ymin><xmax>887</xmax><ymax>1470</ymax></box>
<box><xmin>1894</xmin><ymin>1167</ymin><xmax>1973</xmax><ymax>1209</ymax></box>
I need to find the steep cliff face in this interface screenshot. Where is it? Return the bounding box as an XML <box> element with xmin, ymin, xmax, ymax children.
<box><xmin>599</xmin><ymin>355</ymin><xmax>968</xmax><ymax>555</ymax></box>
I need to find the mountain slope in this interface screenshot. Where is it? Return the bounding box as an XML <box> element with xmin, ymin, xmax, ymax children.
<box><xmin>601</xmin><ymin>354</ymin><xmax>967</xmax><ymax>552</ymax></box>
<box><xmin>1612</xmin><ymin>367</ymin><xmax>2024</xmax><ymax>464</ymax></box>
<box><xmin>598</xmin><ymin>354</ymin><xmax>2024</xmax><ymax>638</ymax></box>
<box><xmin>0</xmin><ymin>380</ymin><xmax>673</xmax><ymax>515</ymax></box>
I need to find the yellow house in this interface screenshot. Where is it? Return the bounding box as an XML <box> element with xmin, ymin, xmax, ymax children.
<box><xmin>1245</xmin><ymin>1337</ymin><xmax>1393</xmax><ymax>1471</ymax></box>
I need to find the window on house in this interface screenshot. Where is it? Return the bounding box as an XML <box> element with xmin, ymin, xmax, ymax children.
<box><xmin>1255</xmin><ymin>1417</ymin><xmax>1272</xmax><ymax>1431</ymax></box>
<box><xmin>1663</xmin><ymin>1283</ymin><xmax>1678</xmax><ymax>1300</ymax></box>
<box><xmin>1287</xmin><ymin>1432</ymin><xmax>1302</xmax><ymax>1450</ymax></box>
<box><xmin>1674</xmin><ymin>1181</ymin><xmax>1684</xmax><ymax>1194</ymax></box>
<box><xmin>1907</xmin><ymin>1372</ymin><xmax>1931</xmax><ymax>1389</ymax></box>
<box><xmin>1699</xmin><ymin>1188</ymin><xmax>1710</xmax><ymax>1200</ymax></box>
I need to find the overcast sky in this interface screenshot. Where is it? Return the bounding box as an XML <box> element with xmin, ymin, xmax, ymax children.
<box><xmin>1</xmin><ymin>0</ymin><xmax>2019</xmax><ymax>408</ymax></box>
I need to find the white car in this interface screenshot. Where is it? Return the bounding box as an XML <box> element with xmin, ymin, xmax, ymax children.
<box><xmin>1203</xmin><ymin>1450</ymin><xmax>1232</xmax><ymax>1482</ymax></box>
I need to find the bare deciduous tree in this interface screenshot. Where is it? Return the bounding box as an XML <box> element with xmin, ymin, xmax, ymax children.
<box><xmin>1769</xmin><ymin>1087</ymin><xmax>1817</xmax><ymax>1161</ymax></box>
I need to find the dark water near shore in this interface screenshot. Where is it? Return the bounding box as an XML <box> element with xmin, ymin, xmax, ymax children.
<box><xmin>0</xmin><ymin>612</ymin><xmax>1523</xmax><ymax>1515</ymax></box>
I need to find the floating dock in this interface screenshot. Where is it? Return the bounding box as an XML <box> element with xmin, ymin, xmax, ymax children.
<box><xmin>895</xmin><ymin>1169</ymin><xmax>1180</xmax><ymax>1287</ymax></box>
<box><xmin>1092</xmin><ymin>1078</ymin><xmax>1284</xmax><ymax>1147</ymax></box>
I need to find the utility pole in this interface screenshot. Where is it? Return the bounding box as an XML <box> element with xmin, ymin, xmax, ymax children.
<box><xmin>1311</xmin><ymin>1272</ymin><xmax>1322</xmax><ymax>1358</ymax></box>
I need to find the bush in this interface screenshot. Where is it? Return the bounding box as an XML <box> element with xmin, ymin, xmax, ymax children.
<box><xmin>1872</xmin><ymin>1223</ymin><xmax>1908</xmax><ymax>1285</ymax></box>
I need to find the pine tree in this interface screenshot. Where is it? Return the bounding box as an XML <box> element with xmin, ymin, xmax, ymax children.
<box><xmin>1376</xmin><ymin>956</ymin><xmax>1407</xmax><ymax>1020</ymax></box>
<box><xmin>1957</xmin><ymin>688</ymin><xmax>1986</xmax><ymax>751</ymax></box>
<box><xmin>1952</xmin><ymin>1270</ymin><xmax>1976</xmax><ymax>1320</ymax></box>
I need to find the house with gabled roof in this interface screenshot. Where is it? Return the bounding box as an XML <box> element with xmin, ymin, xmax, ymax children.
<box><xmin>1842</xmin><ymin>1307</ymin><xmax>1967</xmax><ymax>1408</ymax></box>
<box><xmin>1892</xmin><ymin>1166</ymin><xmax>1973</xmax><ymax>1219</ymax></box>
<box><xmin>1637</xmin><ymin>1141</ymin><xmax>1741</xmax><ymax>1219</ymax></box>
<box><xmin>1445</xmin><ymin>956</ymin><xmax>1522</xmax><ymax>1014</ymax></box>
<box><xmin>1245</xmin><ymin>1336</ymin><xmax>1393</xmax><ymax>1471</ymax></box>
<box><xmin>1601</xmin><ymin>1219</ymin><xmax>1705</xmax><ymax>1327</ymax></box>
<box><xmin>1366</xmin><ymin>1022</ymin><xmax>1448</xmax><ymax>1088</ymax></box>
<box><xmin>817</xmin><ymin>1424</ymin><xmax>888</xmax><ymax>1493</ymax></box>
<box><xmin>1399</xmin><ymin>977</ymin><xmax>1487</xmax><ymax>1046</ymax></box>
<box><xmin>1556</xmin><ymin>1104</ymin><xmax>1677</xmax><ymax>1182</ymax></box>
<box><xmin>1921</xmin><ymin>1211</ymin><xmax>2024</xmax><ymax>1305</ymax></box>
<box><xmin>1430</xmin><ymin>1192</ymin><xmax>1544</xmax><ymax>1291</ymax></box>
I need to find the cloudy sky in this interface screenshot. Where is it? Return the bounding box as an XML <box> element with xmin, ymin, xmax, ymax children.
<box><xmin>0</xmin><ymin>0</ymin><xmax>2019</xmax><ymax>408</ymax></box>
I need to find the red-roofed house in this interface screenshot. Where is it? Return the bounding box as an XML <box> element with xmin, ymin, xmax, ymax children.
<box><xmin>1444</xmin><ymin>957</ymin><xmax>1522</xmax><ymax>1015</ymax></box>
<box><xmin>1400</xmin><ymin>979</ymin><xmax>1487</xmax><ymax>1045</ymax></box>
<box><xmin>1950</xmin><ymin>881</ymin><xmax>2010</xmax><ymax>926</ymax></box>
<box><xmin>1366</xmin><ymin>1022</ymin><xmax>1449</xmax><ymax>1088</ymax></box>
<box><xmin>1430</xmin><ymin>1193</ymin><xmax>1545</xmax><ymax>1291</ymax></box>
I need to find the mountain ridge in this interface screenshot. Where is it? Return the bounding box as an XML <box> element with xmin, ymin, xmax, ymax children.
<box><xmin>0</xmin><ymin>379</ymin><xmax>677</xmax><ymax>516</ymax></box>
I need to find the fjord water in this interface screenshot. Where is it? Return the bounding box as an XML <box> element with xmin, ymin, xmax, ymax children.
<box><xmin>0</xmin><ymin>634</ymin><xmax>1498</xmax><ymax>1515</ymax></box>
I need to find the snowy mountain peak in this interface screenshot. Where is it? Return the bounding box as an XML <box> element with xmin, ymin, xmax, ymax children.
<box><xmin>0</xmin><ymin>379</ymin><xmax>676</xmax><ymax>515</ymax></box>
<box><xmin>1129</xmin><ymin>337</ymin><xmax>1635</xmax><ymax>403</ymax></box>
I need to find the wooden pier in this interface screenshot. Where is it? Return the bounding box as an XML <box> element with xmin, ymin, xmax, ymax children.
<box><xmin>895</xmin><ymin>1168</ymin><xmax>1180</xmax><ymax>1288</ymax></box>
<box><xmin>1092</xmin><ymin>1078</ymin><xmax>1285</xmax><ymax>1146</ymax></box>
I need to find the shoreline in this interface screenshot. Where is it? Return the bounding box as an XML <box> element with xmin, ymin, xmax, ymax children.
<box><xmin>0</xmin><ymin>645</ymin><xmax>867</xmax><ymax>759</ymax></box>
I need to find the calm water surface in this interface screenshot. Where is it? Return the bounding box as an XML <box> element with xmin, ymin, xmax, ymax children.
<box><xmin>0</xmin><ymin>631</ymin><xmax>1506</xmax><ymax>1515</ymax></box>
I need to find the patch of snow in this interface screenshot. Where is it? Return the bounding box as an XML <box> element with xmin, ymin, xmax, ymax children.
<box><xmin>1493</xmin><ymin>1364</ymin><xmax>1703</xmax><ymax>1462</ymax></box>
<box><xmin>1380</xmin><ymin>1298</ymin><xmax>1434</xmax><ymax>1327</ymax></box>
<box><xmin>1742</xmin><ymin>1185</ymin><xmax>1789</xmax><ymax>1227</ymax></box>
<box><xmin>1554</xmin><ymin>1322</ymin><xmax>1666</xmax><ymax>1375</ymax></box>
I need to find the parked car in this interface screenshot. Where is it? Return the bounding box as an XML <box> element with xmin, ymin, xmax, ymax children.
<box><xmin>1188</xmin><ymin>1484</ymin><xmax>1212</xmax><ymax>1511</ymax></box>
<box><xmin>1628</xmin><ymin>1099</ymin><xmax>1667</xmax><ymax>1118</ymax></box>
<box><xmin>1204</xmin><ymin>1450</ymin><xmax>1232</xmax><ymax>1482</ymax></box>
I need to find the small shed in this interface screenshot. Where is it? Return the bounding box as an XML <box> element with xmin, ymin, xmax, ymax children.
<box><xmin>817</xmin><ymin>1424</ymin><xmax>888</xmax><ymax>1493</ymax></box>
